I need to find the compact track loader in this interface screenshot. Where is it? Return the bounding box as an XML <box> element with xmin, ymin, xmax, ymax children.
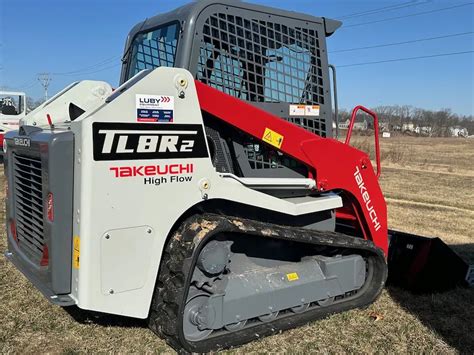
<box><xmin>4</xmin><ymin>1</ymin><xmax>389</xmax><ymax>352</ymax></box>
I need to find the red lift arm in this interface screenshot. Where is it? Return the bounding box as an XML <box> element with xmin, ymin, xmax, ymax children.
<box><xmin>196</xmin><ymin>81</ymin><xmax>388</xmax><ymax>256</ymax></box>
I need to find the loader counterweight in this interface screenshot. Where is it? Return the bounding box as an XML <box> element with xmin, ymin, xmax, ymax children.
<box><xmin>4</xmin><ymin>0</ymin><xmax>388</xmax><ymax>352</ymax></box>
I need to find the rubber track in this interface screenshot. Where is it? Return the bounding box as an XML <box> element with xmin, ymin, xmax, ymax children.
<box><xmin>148</xmin><ymin>213</ymin><xmax>388</xmax><ymax>353</ymax></box>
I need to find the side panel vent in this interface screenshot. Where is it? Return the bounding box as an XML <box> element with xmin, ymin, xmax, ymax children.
<box><xmin>13</xmin><ymin>154</ymin><xmax>45</xmax><ymax>264</ymax></box>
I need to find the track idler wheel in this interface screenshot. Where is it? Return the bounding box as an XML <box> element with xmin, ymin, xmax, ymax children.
<box><xmin>183</xmin><ymin>293</ymin><xmax>213</xmax><ymax>341</ymax></box>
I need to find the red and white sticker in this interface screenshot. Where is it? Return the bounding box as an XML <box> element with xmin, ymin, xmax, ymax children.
<box><xmin>289</xmin><ymin>104</ymin><xmax>320</xmax><ymax>117</ymax></box>
<box><xmin>289</xmin><ymin>105</ymin><xmax>305</xmax><ymax>116</ymax></box>
<box><xmin>305</xmin><ymin>105</ymin><xmax>320</xmax><ymax>116</ymax></box>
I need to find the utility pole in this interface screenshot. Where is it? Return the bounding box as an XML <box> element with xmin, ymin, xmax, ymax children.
<box><xmin>37</xmin><ymin>73</ymin><xmax>52</xmax><ymax>101</ymax></box>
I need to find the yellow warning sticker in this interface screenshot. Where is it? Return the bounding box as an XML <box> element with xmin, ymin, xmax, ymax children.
<box><xmin>72</xmin><ymin>236</ymin><xmax>80</xmax><ymax>269</ymax></box>
<box><xmin>286</xmin><ymin>272</ymin><xmax>299</xmax><ymax>282</ymax></box>
<box><xmin>262</xmin><ymin>128</ymin><xmax>284</xmax><ymax>149</ymax></box>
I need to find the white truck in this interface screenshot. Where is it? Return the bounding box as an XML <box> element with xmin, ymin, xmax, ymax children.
<box><xmin>0</xmin><ymin>91</ymin><xmax>26</xmax><ymax>153</ymax></box>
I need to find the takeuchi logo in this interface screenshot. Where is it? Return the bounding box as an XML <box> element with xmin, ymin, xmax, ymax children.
<box><xmin>354</xmin><ymin>166</ymin><xmax>381</xmax><ymax>232</ymax></box>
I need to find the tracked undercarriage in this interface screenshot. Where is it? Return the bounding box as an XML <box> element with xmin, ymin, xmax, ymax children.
<box><xmin>149</xmin><ymin>214</ymin><xmax>387</xmax><ymax>352</ymax></box>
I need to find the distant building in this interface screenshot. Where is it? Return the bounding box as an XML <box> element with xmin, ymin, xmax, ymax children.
<box><xmin>449</xmin><ymin>126</ymin><xmax>468</xmax><ymax>137</ymax></box>
<box><xmin>379</xmin><ymin>122</ymin><xmax>390</xmax><ymax>132</ymax></box>
<box><xmin>338</xmin><ymin>119</ymin><xmax>368</xmax><ymax>131</ymax></box>
<box><xmin>402</xmin><ymin>123</ymin><xmax>415</xmax><ymax>132</ymax></box>
<box><xmin>415</xmin><ymin>126</ymin><xmax>432</xmax><ymax>136</ymax></box>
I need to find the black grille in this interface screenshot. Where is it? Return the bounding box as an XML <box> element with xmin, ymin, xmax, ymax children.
<box><xmin>197</xmin><ymin>12</ymin><xmax>326</xmax><ymax>135</ymax></box>
<box><xmin>245</xmin><ymin>143</ymin><xmax>301</xmax><ymax>171</ymax></box>
<box><xmin>13</xmin><ymin>154</ymin><xmax>45</xmax><ymax>263</ymax></box>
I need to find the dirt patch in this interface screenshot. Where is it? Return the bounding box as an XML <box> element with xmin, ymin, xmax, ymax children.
<box><xmin>193</xmin><ymin>219</ymin><xmax>219</xmax><ymax>242</ymax></box>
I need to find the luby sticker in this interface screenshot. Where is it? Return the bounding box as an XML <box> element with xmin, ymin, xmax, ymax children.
<box><xmin>136</xmin><ymin>94</ymin><xmax>174</xmax><ymax>123</ymax></box>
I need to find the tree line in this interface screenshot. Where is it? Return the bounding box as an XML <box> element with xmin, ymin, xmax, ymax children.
<box><xmin>22</xmin><ymin>98</ymin><xmax>474</xmax><ymax>137</ymax></box>
<box><xmin>338</xmin><ymin>105</ymin><xmax>473</xmax><ymax>137</ymax></box>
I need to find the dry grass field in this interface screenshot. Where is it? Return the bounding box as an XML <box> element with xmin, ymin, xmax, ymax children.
<box><xmin>1</xmin><ymin>136</ymin><xmax>473</xmax><ymax>354</ymax></box>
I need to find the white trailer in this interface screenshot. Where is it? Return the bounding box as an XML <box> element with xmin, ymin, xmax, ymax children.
<box><xmin>0</xmin><ymin>91</ymin><xmax>26</xmax><ymax>152</ymax></box>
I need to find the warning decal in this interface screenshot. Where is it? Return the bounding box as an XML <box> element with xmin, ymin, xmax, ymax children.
<box><xmin>289</xmin><ymin>105</ymin><xmax>305</xmax><ymax>116</ymax></box>
<box><xmin>262</xmin><ymin>127</ymin><xmax>284</xmax><ymax>149</ymax></box>
<box><xmin>305</xmin><ymin>105</ymin><xmax>320</xmax><ymax>116</ymax></box>
<box><xmin>73</xmin><ymin>236</ymin><xmax>80</xmax><ymax>269</ymax></box>
<box><xmin>286</xmin><ymin>272</ymin><xmax>299</xmax><ymax>281</ymax></box>
<box><xmin>136</xmin><ymin>94</ymin><xmax>174</xmax><ymax>123</ymax></box>
<box><xmin>289</xmin><ymin>104</ymin><xmax>320</xmax><ymax>117</ymax></box>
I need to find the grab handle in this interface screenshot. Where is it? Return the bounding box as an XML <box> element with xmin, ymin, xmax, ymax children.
<box><xmin>345</xmin><ymin>105</ymin><xmax>381</xmax><ymax>178</ymax></box>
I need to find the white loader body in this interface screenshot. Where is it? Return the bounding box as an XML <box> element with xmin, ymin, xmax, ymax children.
<box><xmin>68</xmin><ymin>68</ymin><xmax>341</xmax><ymax>317</ymax></box>
<box><xmin>4</xmin><ymin>67</ymin><xmax>340</xmax><ymax>317</ymax></box>
<box><xmin>21</xmin><ymin>81</ymin><xmax>113</xmax><ymax>127</ymax></box>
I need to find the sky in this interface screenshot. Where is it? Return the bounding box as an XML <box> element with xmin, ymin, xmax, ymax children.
<box><xmin>0</xmin><ymin>0</ymin><xmax>473</xmax><ymax>115</ymax></box>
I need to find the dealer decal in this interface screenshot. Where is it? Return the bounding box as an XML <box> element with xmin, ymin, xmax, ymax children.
<box><xmin>92</xmin><ymin>122</ymin><xmax>208</xmax><ymax>161</ymax></box>
<box><xmin>136</xmin><ymin>94</ymin><xmax>174</xmax><ymax>123</ymax></box>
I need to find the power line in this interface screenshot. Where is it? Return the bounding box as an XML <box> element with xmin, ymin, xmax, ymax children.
<box><xmin>337</xmin><ymin>50</ymin><xmax>474</xmax><ymax>68</ymax></box>
<box><xmin>6</xmin><ymin>62</ymin><xmax>120</xmax><ymax>94</ymax></box>
<box><xmin>60</xmin><ymin>62</ymin><xmax>121</xmax><ymax>77</ymax></box>
<box><xmin>52</xmin><ymin>55</ymin><xmax>121</xmax><ymax>76</ymax></box>
<box><xmin>20</xmin><ymin>80</ymin><xmax>38</xmax><ymax>90</ymax></box>
<box><xmin>13</xmin><ymin>78</ymin><xmax>37</xmax><ymax>90</ymax></box>
<box><xmin>331</xmin><ymin>31</ymin><xmax>474</xmax><ymax>53</ymax></box>
<box><xmin>342</xmin><ymin>3</ymin><xmax>474</xmax><ymax>29</ymax></box>
<box><xmin>338</xmin><ymin>1</ymin><xmax>414</xmax><ymax>19</ymax></box>
<box><xmin>337</xmin><ymin>1</ymin><xmax>428</xmax><ymax>20</ymax></box>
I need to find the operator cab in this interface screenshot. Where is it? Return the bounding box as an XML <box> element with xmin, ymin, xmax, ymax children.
<box><xmin>120</xmin><ymin>0</ymin><xmax>340</xmax><ymax>137</ymax></box>
<box><xmin>120</xmin><ymin>0</ymin><xmax>341</xmax><ymax>179</ymax></box>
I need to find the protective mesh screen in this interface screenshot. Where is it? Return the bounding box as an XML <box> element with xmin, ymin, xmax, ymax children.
<box><xmin>245</xmin><ymin>140</ymin><xmax>307</xmax><ymax>173</ymax></box>
<box><xmin>197</xmin><ymin>12</ymin><xmax>326</xmax><ymax>136</ymax></box>
<box><xmin>127</xmin><ymin>23</ymin><xmax>179</xmax><ymax>78</ymax></box>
